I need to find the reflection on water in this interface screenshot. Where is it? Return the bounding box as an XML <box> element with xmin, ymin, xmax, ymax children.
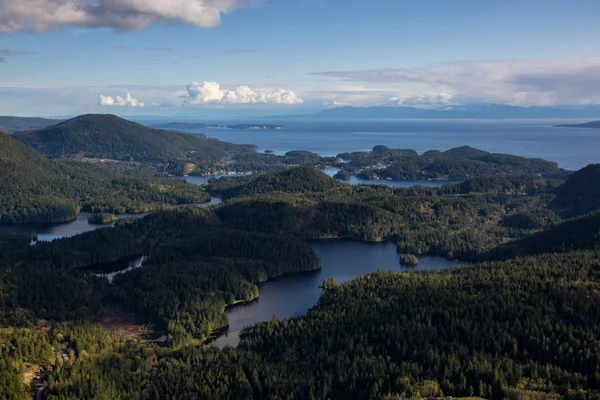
<box><xmin>211</xmin><ymin>240</ymin><xmax>465</xmax><ymax>348</ymax></box>
<box><xmin>93</xmin><ymin>256</ymin><xmax>147</xmax><ymax>284</ymax></box>
<box><xmin>320</xmin><ymin>167</ymin><xmax>460</xmax><ymax>188</ymax></box>
<box><xmin>183</xmin><ymin>173</ymin><xmax>249</xmax><ymax>186</ymax></box>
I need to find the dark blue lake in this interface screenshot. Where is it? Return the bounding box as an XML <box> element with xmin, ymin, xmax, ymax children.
<box><xmin>211</xmin><ymin>240</ymin><xmax>465</xmax><ymax>348</ymax></box>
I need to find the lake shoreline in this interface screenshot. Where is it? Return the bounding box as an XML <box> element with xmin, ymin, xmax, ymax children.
<box><xmin>209</xmin><ymin>239</ymin><xmax>469</xmax><ymax>348</ymax></box>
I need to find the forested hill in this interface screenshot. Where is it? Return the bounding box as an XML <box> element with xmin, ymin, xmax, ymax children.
<box><xmin>0</xmin><ymin>131</ymin><xmax>209</xmax><ymax>224</ymax></box>
<box><xmin>557</xmin><ymin>120</ymin><xmax>600</xmax><ymax>129</ymax></box>
<box><xmin>336</xmin><ymin>145</ymin><xmax>569</xmax><ymax>181</ymax></box>
<box><xmin>552</xmin><ymin>163</ymin><xmax>600</xmax><ymax>217</ymax></box>
<box><xmin>210</xmin><ymin>166</ymin><xmax>343</xmax><ymax>198</ymax></box>
<box><xmin>14</xmin><ymin>114</ymin><xmax>254</xmax><ymax>174</ymax></box>
<box><xmin>0</xmin><ymin>115</ymin><xmax>61</xmax><ymax>134</ymax></box>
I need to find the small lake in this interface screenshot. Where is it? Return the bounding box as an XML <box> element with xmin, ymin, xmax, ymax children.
<box><xmin>320</xmin><ymin>167</ymin><xmax>460</xmax><ymax>188</ymax></box>
<box><xmin>0</xmin><ymin>196</ymin><xmax>222</xmax><ymax>243</ymax></box>
<box><xmin>211</xmin><ymin>240</ymin><xmax>465</xmax><ymax>348</ymax></box>
<box><xmin>83</xmin><ymin>255</ymin><xmax>147</xmax><ymax>284</ymax></box>
<box><xmin>183</xmin><ymin>173</ymin><xmax>250</xmax><ymax>186</ymax></box>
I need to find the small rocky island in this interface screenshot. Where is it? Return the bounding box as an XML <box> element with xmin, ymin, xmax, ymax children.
<box><xmin>399</xmin><ymin>253</ymin><xmax>419</xmax><ymax>267</ymax></box>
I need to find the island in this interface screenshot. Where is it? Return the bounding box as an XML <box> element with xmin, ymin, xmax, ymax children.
<box><xmin>227</xmin><ymin>124</ymin><xmax>283</xmax><ymax>130</ymax></box>
<box><xmin>88</xmin><ymin>213</ymin><xmax>117</xmax><ymax>225</ymax></box>
<box><xmin>333</xmin><ymin>169</ymin><xmax>352</xmax><ymax>180</ymax></box>
<box><xmin>399</xmin><ymin>253</ymin><xmax>419</xmax><ymax>266</ymax></box>
<box><xmin>557</xmin><ymin>120</ymin><xmax>600</xmax><ymax>129</ymax></box>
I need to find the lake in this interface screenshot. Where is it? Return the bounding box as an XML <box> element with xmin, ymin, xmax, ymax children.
<box><xmin>168</xmin><ymin>119</ymin><xmax>600</xmax><ymax>170</ymax></box>
<box><xmin>0</xmin><ymin>195</ymin><xmax>222</xmax><ymax>243</ymax></box>
<box><xmin>210</xmin><ymin>240</ymin><xmax>465</xmax><ymax>348</ymax></box>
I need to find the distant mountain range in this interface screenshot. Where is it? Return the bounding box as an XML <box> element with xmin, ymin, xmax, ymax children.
<box><xmin>284</xmin><ymin>104</ymin><xmax>600</xmax><ymax>119</ymax></box>
<box><xmin>556</xmin><ymin>120</ymin><xmax>600</xmax><ymax>129</ymax></box>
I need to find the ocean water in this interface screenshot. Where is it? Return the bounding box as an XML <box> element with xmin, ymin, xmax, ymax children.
<box><xmin>151</xmin><ymin>119</ymin><xmax>600</xmax><ymax>170</ymax></box>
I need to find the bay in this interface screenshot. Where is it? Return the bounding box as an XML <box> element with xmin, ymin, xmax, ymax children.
<box><xmin>171</xmin><ymin>119</ymin><xmax>600</xmax><ymax>170</ymax></box>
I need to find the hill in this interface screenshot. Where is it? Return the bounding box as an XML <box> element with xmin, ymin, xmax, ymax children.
<box><xmin>209</xmin><ymin>166</ymin><xmax>342</xmax><ymax>198</ymax></box>
<box><xmin>15</xmin><ymin>114</ymin><xmax>254</xmax><ymax>174</ymax></box>
<box><xmin>485</xmin><ymin>212</ymin><xmax>600</xmax><ymax>260</ymax></box>
<box><xmin>557</xmin><ymin>120</ymin><xmax>600</xmax><ymax>129</ymax></box>
<box><xmin>338</xmin><ymin>145</ymin><xmax>568</xmax><ymax>181</ymax></box>
<box><xmin>0</xmin><ymin>116</ymin><xmax>61</xmax><ymax>134</ymax></box>
<box><xmin>0</xmin><ymin>131</ymin><xmax>209</xmax><ymax>224</ymax></box>
<box><xmin>552</xmin><ymin>164</ymin><xmax>600</xmax><ymax>217</ymax></box>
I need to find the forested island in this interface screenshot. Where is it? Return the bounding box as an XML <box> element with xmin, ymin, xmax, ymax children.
<box><xmin>557</xmin><ymin>120</ymin><xmax>600</xmax><ymax>129</ymax></box>
<box><xmin>336</xmin><ymin>145</ymin><xmax>569</xmax><ymax>181</ymax></box>
<box><xmin>2</xmin><ymin>158</ymin><xmax>600</xmax><ymax>398</ymax></box>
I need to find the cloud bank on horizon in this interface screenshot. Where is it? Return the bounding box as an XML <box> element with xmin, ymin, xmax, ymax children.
<box><xmin>314</xmin><ymin>58</ymin><xmax>600</xmax><ymax>107</ymax></box>
<box><xmin>93</xmin><ymin>58</ymin><xmax>600</xmax><ymax>110</ymax></box>
<box><xmin>0</xmin><ymin>0</ymin><xmax>253</xmax><ymax>33</ymax></box>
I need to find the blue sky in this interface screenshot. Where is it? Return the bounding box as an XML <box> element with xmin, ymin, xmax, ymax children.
<box><xmin>1</xmin><ymin>0</ymin><xmax>600</xmax><ymax>117</ymax></box>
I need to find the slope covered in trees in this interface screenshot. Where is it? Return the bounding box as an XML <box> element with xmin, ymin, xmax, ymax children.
<box><xmin>337</xmin><ymin>145</ymin><xmax>569</xmax><ymax>181</ymax></box>
<box><xmin>14</xmin><ymin>114</ymin><xmax>254</xmax><ymax>175</ymax></box>
<box><xmin>214</xmin><ymin>166</ymin><xmax>342</xmax><ymax>198</ymax></box>
<box><xmin>552</xmin><ymin>163</ymin><xmax>600</xmax><ymax>217</ymax></box>
<box><xmin>3</xmin><ymin>251</ymin><xmax>599</xmax><ymax>399</ymax></box>
<box><xmin>0</xmin><ymin>131</ymin><xmax>209</xmax><ymax>224</ymax></box>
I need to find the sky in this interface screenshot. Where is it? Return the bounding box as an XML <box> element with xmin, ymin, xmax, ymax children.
<box><xmin>1</xmin><ymin>0</ymin><xmax>600</xmax><ymax>117</ymax></box>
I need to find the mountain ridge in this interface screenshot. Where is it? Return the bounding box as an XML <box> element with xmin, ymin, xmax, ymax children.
<box><xmin>279</xmin><ymin>104</ymin><xmax>600</xmax><ymax>119</ymax></box>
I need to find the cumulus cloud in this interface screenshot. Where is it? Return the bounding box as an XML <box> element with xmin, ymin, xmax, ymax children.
<box><xmin>388</xmin><ymin>93</ymin><xmax>454</xmax><ymax>106</ymax></box>
<box><xmin>313</xmin><ymin>58</ymin><xmax>600</xmax><ymax>106</ymax></box>
<box><xmin>0</xmin><ymin>0</ymin><xmax>254</xmax><ymax>33</ymax></box>
<box><xmin>99</xmin><ymin>92</ymin><xmax>144</xmax><ymax>107</ymax></box>
<box><xmin>184</xmin><ymin>81</ymin><xmax>304</xmax><ymax>105</ymax></box>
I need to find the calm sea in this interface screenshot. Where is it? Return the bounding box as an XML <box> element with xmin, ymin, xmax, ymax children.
<box><xmin>142</xmin><ymin>119</ymin><xmax>600</xmax><ymax>170</ymax></box>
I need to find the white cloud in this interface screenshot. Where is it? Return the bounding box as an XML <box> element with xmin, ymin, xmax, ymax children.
<box><xmin>324</xmin><ymin>100</ymin><xmax>350</xmax><ymax>107</ymax></box>
<box><xmin>0</xmin><ymin>0</ymin><xmax>254</xmax><ymax>33</ymax></box>
<box><xmin>313</xmin><ymin>58</ymin><xmax>600</xmax><ymax>106</ymax></box>
<box><xmin>388</xmin><ymin>93</ymin><xmax>454</xmax><ymax>106</ymax></box>
<box><xmin>99</xmin><ymin>92</ymin><xmax>144</xmax><ymax>107</ymax></box>
<box><xmin>184</xmin><ymin>81</ymin><xmax>304</xmax><ymax>105</ymax></box>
